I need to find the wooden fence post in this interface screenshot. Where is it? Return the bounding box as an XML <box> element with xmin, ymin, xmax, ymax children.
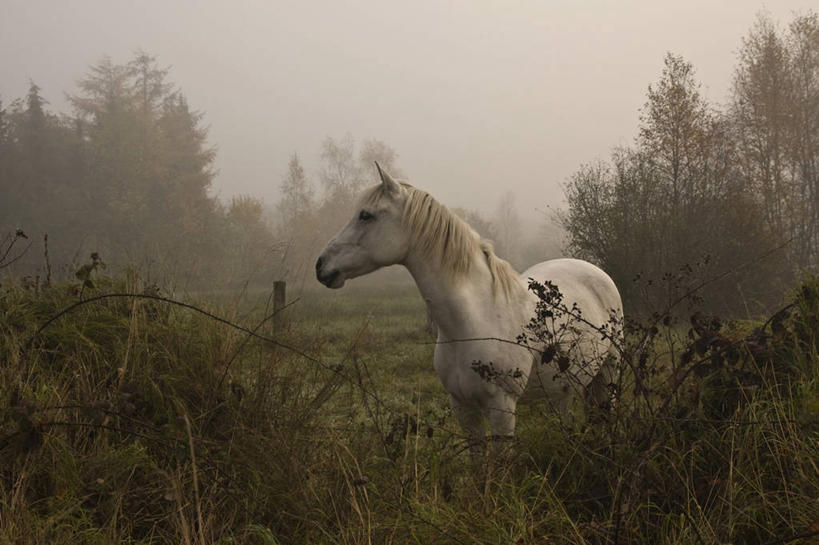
<box><xmin>273</xmin><ymin>280</ymin><xmax>286</xmax><ymax>330</ymax></box>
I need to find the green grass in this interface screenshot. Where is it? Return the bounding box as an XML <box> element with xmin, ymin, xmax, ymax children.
<box><xmin>1</xmin><ymin>273</ymin><xmax>817</xmax><ymax>544</ymax></box>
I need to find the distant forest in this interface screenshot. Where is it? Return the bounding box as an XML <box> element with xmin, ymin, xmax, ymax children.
<box><xmin>0</xmin><ymin>52</ymin><xmax>269</xmax><ymax>287</ymax></box>
<box><xmin>0</xmin><ymin>52</ymin><xmax>540</xmax><ymax>290</ymax></box>
<box><xmin>0</xmin><ymin>53</ymin><xmax>406</xmax><ymax>288</ymax></box>
<box><xmin>1</xmin><ymin>11</ymin><xmax>817</xmax><ymax>314</ymax></box>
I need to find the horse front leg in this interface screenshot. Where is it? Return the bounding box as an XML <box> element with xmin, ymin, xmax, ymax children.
<box><xmin>487</xmin><ymin>395</ymin><xmax>517</xmax><ymax>439</ymax></box>
<box><xmin>450</xmin><ymin>396</ymin><xmax>486</xmax><ymax>475</ymax></box>
<box><xmin>486</xmin><ymin>396</ymin><xmax>518</xmax><ymax>478</ymax></box>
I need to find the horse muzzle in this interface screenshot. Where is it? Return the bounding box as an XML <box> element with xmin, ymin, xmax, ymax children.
<box><xmin>315</xmin><ymin>256</ymin><xmax>345</xmax><ymax>288</ymax></box>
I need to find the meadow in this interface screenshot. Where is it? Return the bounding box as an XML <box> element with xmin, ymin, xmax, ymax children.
<box><xmin>0</xmin><ymin>271</ymin><xmax>817</xmax><ymax>544</ymax></box>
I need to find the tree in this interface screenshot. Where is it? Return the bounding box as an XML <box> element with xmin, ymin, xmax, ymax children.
<box><xmin>731</xmin><ymin>11</ymin><xmax>819</xmax><ymax>270</ymax></box>
<box><xmin>3</xmin><ymin>83</ymin><xmax>82</xmax><ymax>241</ymax></box>
<box><xmin>319</xmin><ymin>134</ymin><xmax>362</xmax><ymax>205</ymax></box>
<box><xmin>272</xmin><ymin>153</ymin><xmax>320</xmax><ymax>281</ymax></box>
<box><xmin>19</xmin><ymin>82</ymin><xmax>49</xmax><ymax>207</ymax></box>
<box><xmin>562</xmin><ymin>53</ymin><xmax>779</xmax><ymax>312</ymax></box>
<box><xmin>319</xmin><ymin>135</ymin><xmax>401</xmax><ymax>204</ymax></box>
<box><xmin>787</xmin><ymin>13</ymin><xmax>819</xmax><ymax>266</ymax></box>
<box><xmin>224</xmin><ymin>195</ymin><xmax>276</xmax><ymax>282</ymax></box>
<box><xmin>0</xmin><ymin>99</ymin><xmax>8</xmax><ymax>207</ymax></box>
<box><xmin>0</xmin><ymin>53</ymin><xmax>278</xmax><ymax>286</ymax></box>
<box><xmin>69</xmin><ymin>56</ymin><xmax>146</xmax><ymax>249</ymax></box>
<box><xmin>278</xmin><ymin>153</ymin><xmax>314</xmax><ymax>226</ymax></box>
<box><xmin>732</xmin><ymin>15</ymin><xmax>794</xmax><ymax>245</ymax></box>
<box><xmin>493</xmin><ymin>191</ymin><xmax>522</xmax><ymax>267</ymax></box>
<box><xmin>156</xmin><ymin>92</ymin><xmax>216</xmax><ymax>233</ymax></box>
<box><xmin>3</xmin><ymin>83</ymin><xmax>48</xmax><ymax>228</ymax></box>
<box><xmin>359</xmin><ymin>139</ymin><xmax>402</xmax><ymax>183</ymax></box>
<box><xmin>129</xmin><ymin>50</ymin><xmax>172</xmax><ymax>115</ymax></box>
<box><xmin>64</xmin><ymin>54</ymin><xmax>220</xmax><ymax>269</ymax></box>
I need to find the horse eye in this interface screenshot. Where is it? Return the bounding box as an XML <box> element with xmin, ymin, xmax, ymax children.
<box><xmin>359</xmin><ymin>210</ymin><xmax>374</xmax><ymax>222</ymax></box>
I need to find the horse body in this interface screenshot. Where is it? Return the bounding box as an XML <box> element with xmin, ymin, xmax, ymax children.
<box><xmin>316</xmin><ymin>164</ymin><xmax>622</xmax><ymax>442</ymax></box>
<box><xmin>520</xmin><ymin>258</ymin><xmax>622</xmax><ymax>403</ymax></box>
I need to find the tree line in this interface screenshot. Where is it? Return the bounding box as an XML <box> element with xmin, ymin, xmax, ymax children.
<box><xmin>7</xmin><ymin>11</ymin><xmax>806</xmax><ymax>309</ymax></box>
<box><xmin>0</xmin><ymin>54</ymin><xmax>412</xmax><ymax>287</ymax></box>
<box><xmin>0</xmin><ymin>52</ymin><xmax>280</xmax><ymax>287</ymax></box>
<box><xmin>560</xmin><ymin>12</ymin><xmax>818</xmax><ymax>313</ymax></box>
<box><xmin>0</xmin><ymin>51</ymin><xmax>543</xmax><ymax>289</ymax></box>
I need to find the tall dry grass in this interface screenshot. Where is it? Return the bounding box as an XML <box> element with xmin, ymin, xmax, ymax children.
<box><xmin>0</xmin><ymin>271</ymin><xmax>816</xmax><ymax>544</ymax></box>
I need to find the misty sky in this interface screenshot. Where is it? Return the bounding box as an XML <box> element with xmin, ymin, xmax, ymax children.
<box><xmin>1</xmin><ymin>1</ymin><xmax>813</xmax><ymax>221</ymax></box>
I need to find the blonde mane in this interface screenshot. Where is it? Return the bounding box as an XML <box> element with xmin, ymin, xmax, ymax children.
<box><xmin>363</xmin><ymin>182</ymin><xmax>520</xmax><ymax>298</ymax></box>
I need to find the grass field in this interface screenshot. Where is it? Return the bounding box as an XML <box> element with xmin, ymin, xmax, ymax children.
<box><xmin>1</xmin><ymin>272</ymin><xmax>817</xmax><ymax>544</ymax></box>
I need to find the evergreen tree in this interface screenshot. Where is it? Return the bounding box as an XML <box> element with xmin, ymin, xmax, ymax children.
<box><xmin>129</xmin><ymin>50</ymin><xmax>172</xmax><ymax>115</ymax></box>
<box><xmin>18</xmin><ymin>82</ymin><xmax>49</xmax><ymax>223</ymax></box>
<box><xmin>65</xmin><ymin>54</ymin><xmax>219</xmax><ymax>270</ymax></box>
<box><xmin>278</xmin><ymin>153</ymin><xmax>314</xmax><ymax>226</ymax></box>
<box><xmin>156</xmin><ymin>92</ymin><xmax>216</xmax><ymax>235</ymax></box>
<box><xmin>69</xmin><ymin>56</ymin><xmax>144</xmax><ymax>249</ymax></box>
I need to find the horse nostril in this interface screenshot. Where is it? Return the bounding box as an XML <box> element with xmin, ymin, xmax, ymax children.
<box><xmin>315</xmin><ymin>257</ymin><xmax>323</xmax><ymax>272</ymax></box>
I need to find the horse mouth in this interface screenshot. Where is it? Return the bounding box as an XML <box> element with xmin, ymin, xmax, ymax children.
<box><xmin>317</xmin><ymin>269</ymin><xmax>344</xmax><ymax>289</ymax></box>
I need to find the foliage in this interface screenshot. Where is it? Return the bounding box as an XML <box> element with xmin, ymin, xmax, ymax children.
<box><xmin>561</xmin><ymin>11</ymin><xmax>819</xmax><ymax>313</ymax></box>
<box><xmin>225</xmin><ymin>196</ymin><xmax>278</xmax><ymax>284</ymax></box>
<box><xmin>507</xmin><ymin>274</ymin><xmax>818</xmax><ymax>544</ymax></box>
<box><xmin>0</xmin><ymin>53</ymin><xmax>273</xmax><ymax>288</ymax></box>
<box><xmin>0</xmin><ymin>270</ymin><xmax>816</xmax><ymax>544</ymax></box>
<box><xmin>732</xmin><ymin>12</ymin><xmax>819</xmax><ymax>271</ymax></box>
<box><xmin>1</xmin><ymin>58</ymin><xmax>411</xmax><ymax>288</ymax></box>
<box><xmin>0</xmin><ymin>275</ymin><xmax>363</xmax><ymax>543</ymax></box>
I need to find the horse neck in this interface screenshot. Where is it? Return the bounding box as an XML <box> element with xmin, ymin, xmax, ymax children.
<box><xmin>403</xmin><ymin>246</ymin><xmax>501</xmax><ymax>340</ymax></box>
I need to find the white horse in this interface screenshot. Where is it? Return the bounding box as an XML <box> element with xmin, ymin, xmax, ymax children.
<box><xmin>316</xmin><ymin>164</ymin><xmax>623</xmax><ymax>444</ymax></box>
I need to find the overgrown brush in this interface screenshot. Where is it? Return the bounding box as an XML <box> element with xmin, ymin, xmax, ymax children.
<box><xmin>510</xmin><ymin>275</ymin><xmax>819</xmax><ymax>544</ymax></box>
<box><xmin>0</xmin><ymin>273</ymin><xmax>363</xmax><ymax>543</ymax></box>
<box><xmin>0</xmin><ymin>271</ymin><xmax>817</xmax><ymax>544</ymax></box>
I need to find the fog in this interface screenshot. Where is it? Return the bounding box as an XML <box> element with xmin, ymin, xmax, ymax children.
<box><xmin>1</xmin><ymin>0</ymin><xmax>812</xmax><ymax>220</ymax></box>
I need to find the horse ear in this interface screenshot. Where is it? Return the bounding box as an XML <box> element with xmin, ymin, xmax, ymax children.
<box><xmin>375</xmin><ymin>162</ymin><xmax>401</xmax><ymax>196</ymax></box>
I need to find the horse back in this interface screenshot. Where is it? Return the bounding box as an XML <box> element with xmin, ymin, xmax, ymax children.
<box><xmin>521</xmin><ymin>258</ymin><xmax>622</xmax><ymax>325</ymax></box>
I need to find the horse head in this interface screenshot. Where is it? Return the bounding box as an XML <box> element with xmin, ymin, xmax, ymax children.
<box><xmin>315</xmin><ymin>163</ymin><xmax>410</xmax><ymax>288</ymax></box>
